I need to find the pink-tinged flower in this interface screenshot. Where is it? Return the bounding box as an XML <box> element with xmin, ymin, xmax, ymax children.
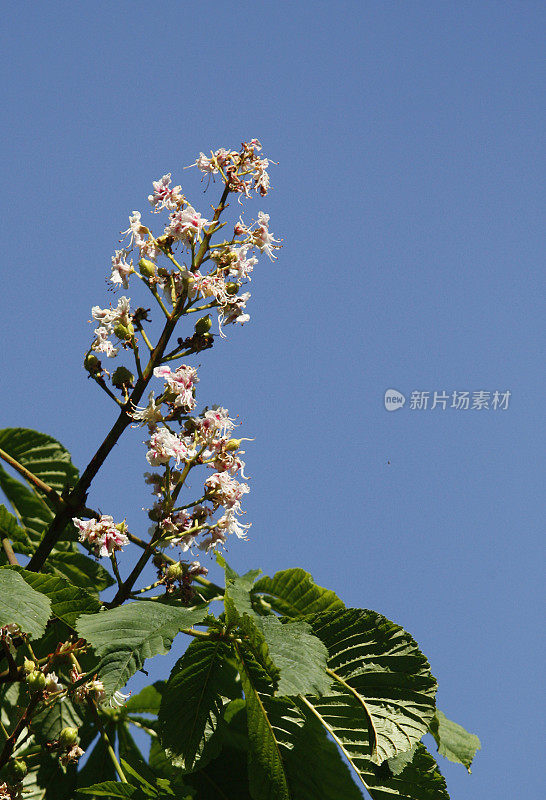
<box><xmin>198</xmin><ymin>407</ymin><xmax>236</xmax><ymax>440</ymax></box>
<box><xmin>165</xmin><ymin>205</ymin><xmax>209</xmax><ymax>242</ymax></box>
<box><xmin>218</xmin><ymin>292</ymin><xmax>251</xmax><ymax>336</ymax></box>
<box><xmin>132</xmin><ymin>391</ymin><xmax>163</xmax><ymax>428</ymax></box>
<box><xmin>205</xmin><ymin>472</ymin><xmax>249</xmax><ymax>512</ymax></box>
<box><xmin>110</xmin><ymin>250</ymin><xmax>134</xmax><ymax>289</ymax></box>
<box><xmin>153</xmin><ymin>364</ymin><xmax>198</xmax><ymax>409</ymax></box>
<box><xmin>72</xmin><ymin>515</ymin><xmax>129</xmax><ymax>558</ymax></box>
<box><xmin>146</xmin><ymin>427</ymin><xmax>195</xmax><ymax>466</ymax></box>
<box><xmin>148</xmin><ymin>173</ymin><xmax>183</xmax><ymax>212</ymax></box>
<box><xmin>120</xmin><ymin>211</ymin><xmax>150</xmax><ymax>249</ymax></box>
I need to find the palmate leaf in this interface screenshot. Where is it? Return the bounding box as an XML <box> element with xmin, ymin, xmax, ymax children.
<box><xmin>158</xmin><ymin>639</ymin><xmax>233</xmax><ymax>770</ymax></box>
<box><xmin>222</xmin><ymin>562</ymin><xmax>331</xmax><ymax>699</ymax></box>
<box><xmin>76</xmin><ymin>601</ymin><xmax>208</xmax><ymax>699</ymax></box>
<box><xmin>8</xmin><ymin>567</ymin><xmax>101</xmax><ymax>627</ymax></box>
<box><xmin>0</xmin><ymin>428</ymin><xmax>78</xmax><ymax>493</ymax></box>
<box><xmin>306</xmin><ymin>609</ymin><xmax>437</xmax><ymax>766</ymax></box>
<box><xmin>0</xmin><ymin>568</ymin><xmax>51</xmax><ymax>638</ymax></box>
<box><xmin>252</xmin><ymin>568</ymin><xmax>345</xmax><ymax>617</ymax></box>
<box><xmin>235</xmin><ymin>646</ymin><xmax>304</xmax><ymax>800</ymax></box>
<box><xmin>429</xmin><ymin>709</ymin><xmax>481</xmax><ymax>772</ymax></box>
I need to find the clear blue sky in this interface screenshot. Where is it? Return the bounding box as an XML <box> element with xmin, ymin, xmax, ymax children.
<box><xmin>1</xmin><ymin>2</ymin><xmax>543</xmax><ymax>797</ymax></box>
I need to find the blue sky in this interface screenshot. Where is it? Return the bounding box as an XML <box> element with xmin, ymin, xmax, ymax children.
<box><xmin>0</xmin><ymin>1</ymin><xmax>544</xmax><ymax>796</ymax></box>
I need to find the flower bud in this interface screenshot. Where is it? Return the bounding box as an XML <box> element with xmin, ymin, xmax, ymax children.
<box><xmin>225</xmin><ymin>438</ymin><xmax>242</xmax><ymax>451</ymax></box>
<box><xmin>166</xmin><ymin>562</ymin><xmax>184</xmax><ymax>581</ymax></box>
<box><xmin>8</xmin><ymin>759</ymin><xmax>27</xmax><ymax>781</ymax></box>
<box><xmin>58</xmin><ymin>727</ymin><xmax>79</xmax><ymax>749</ymax></box>
<box><xmin>113</xmin><ymin>322</ymin><xmax>134</xmax><ymax>340</ymax></box>
<box><xmin>23</xmin><ymin>658</ymin><xmax>35</xmax><ymax>675</ymax></box>
<box><xmin>84</xmin><ymin>354</ymin><xmax>101</xmax><ymax>375</ymax></box>
<box><xmin>194</xmin><ymin>315</ymin><xmax>212</xmax><ymax>335</ymax></box>
<box><xmin>112</xmin><ymin>367</ymin><xmax>134</xmax><ymax>389</ymax></box>
<box><xmin>139</xmin><ymin>258</ymin><xmax>156</xmax><ymax>278</ymax></box>
<box><xmin>225</xmin><ymin>282</ymin><xmax>239</xmax><ymax>296</ymax></box>
<box><xmin>27</xmin><ymin>670</ymin><xmax>46</xmax><ymax>693</ymax></box>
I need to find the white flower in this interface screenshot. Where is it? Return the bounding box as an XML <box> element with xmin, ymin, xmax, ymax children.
<box><xmin>110</xmin><ymin>250</ymin><xmax>134</xmax><ymax>289</ymax></box>
<box><xmin>165</xmin><ymin>205</ymin><xmax>209</xmax><ymax>242</ymax></box>
<box><xmin>146</xmin><ymin>427</ymin><xmax>195</xmax><ymax>467</ymax></box>
<box><xmin>72</xmin><ymin>515</ymin><xmax>130</xmax><ymax>558</ymax></box>
<box><xmin>153</xmin><ymin>364</ymin><xmax>199</xmax><ymax>410</ymax></box>
<box><xmin>148</xmin><ymin>173</ymin><xmax>183</xmax><ymax>212</ymax></box>
<box><xmin>132</xmin><ymin>391</ymin><xmax>163</xmax><ymax>428</ymax></box>
<box><xmin>205</xmin><ymin>472</ymin><xmax>249</xmax><ymax>512</ymax></box>
<box><xmin>120</xmin><ymin>211</ymin><xmax>150</xmax><ymax>249</ymax></box>
<box><xmin>108</xmin><ymin>690</ymin><xmax>130</xmax><ymax>708</ymax></box>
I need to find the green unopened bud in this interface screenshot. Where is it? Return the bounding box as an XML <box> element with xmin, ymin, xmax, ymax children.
<box><xmin>58</xmin><ymin>727</ymin><xmax>79</xmax><ymax>748</ymax></box>
<box><xmin>84</xmin><ymin>354</ymin><xmax>101</xmax><ymax>375</ymax></box>
<box><xmin>113</xmin><ymin>322</ymin><xmax>134</xmax><ymax>341</ymax></box>
<box><xmin>225</xmin><ymin>282</ymin><xmax>239</xmax><ymax>296</ymax></box>
<box><xmin>112</xmin><ymin>367</ymin><xmax>134</xmax><ymax>389</ymax></box>
<box><xmin>139</xmin><ymin>258</ymin><xmax>156</xmax><ymax>278</ymax></box>
<box><xmin>8</xmin><ymin>759</ymin><xmax>27</xmax><ymax>781</ymax></box>
<box><xmin>225</xmin><ymin>438</ymin><xmax>242</xmax><ymax>451</ymax></box>
<box><xmin>194</xmin><ymin>315</ymin><xmax>212</xmax><ymax>334</ymax></box>
<box><xmin>166</xmin><ymin>562</ymin><xmax>184</xmax><ymax>581</ymax></box>
<box><xmin>27</xmin><ymin>670</ymin><xmax>46</xmax><ymax>693</ymax></box>
<box><xmin>23</xmin><ymin>658</ymin><xmax>35</xmax><ymax>675</ymax></box>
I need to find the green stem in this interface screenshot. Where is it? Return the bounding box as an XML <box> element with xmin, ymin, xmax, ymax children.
<box><xmin>1</xmin><ymin>534</ymin><xmax>19</xmax><ymax>565</ymax></box>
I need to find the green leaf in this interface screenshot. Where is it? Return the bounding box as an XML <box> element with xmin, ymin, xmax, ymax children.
<box><xmin>159</xmin><ymin>639</ymin><xmax>233</xmax><ymax>770</ymax></box>
<box><xmin>120</xmin><ymin>758</ymin><xmax>159</xmax><ymax>796</ymax></box>
<box><xmin>0</xmin><ymin>464</ymin><xmax>53</xmax><ymax>544</ymax></box>
<box><xmin>284</xmin><ymin>706</ymin><xmax>364</xmax><ymax>800</ymax></box>
<box><xmin>364</xmin><ymin>742</ymin><xmax>449</xmax><ymax>799</ymax></box>
<box><xmin>77</xmin><ymin>723</ymin><xmax>118</xmax><ymax>786</ymax></box>
<box><xmin>0</xmin><ymin>503</ymin><xmax>33</xmax><ymax>555</ymax></box>
<box><xmin>224</xmin><ymin>569</ymin><xmax>331</xmax><ymax>698</ymax></box>
<box><xmin>125</xmin><ymin>682</ymin><xmax>165</xmax><ymax>715</ymax></box>
<box><xmin>0</xmin><ymin>568</ymin><xmax>51</xmax><ymax>638</ymax></box>
<box><xmin>8</xmin><ymin>567</ymin><xmax>100</xmax><ymax>627</ymax></box>
<box><xmin>252</xmin><ymin>568</ymin><xmax>344</xmax><ymax>617</ymax></box>
<box><xmin>306</xmin><ymin>609</ymin><xmax>437</xmax><ymax>766</ymax></box>
<box><xmin>33</xmin><ymin>695</ymin><xmax>83</xmax><ymax>742</ymax></box>
<box><xmin>0</xmin><ymin>427</ymin><xmax>78</xmax><ymax>494</ymax></box>
<box><xmin>76</xmin><ymin>602</ymin><xmax>208</xmax><ymax>699</ymax></box>
<box><xmin>118</xmin><ymin>726</ymin><xmax>158</xmax><ymax>787</ymax></box>
<box><xmin>47</xmin><ymin>550</ymin><xmax>115</xmax><ymax>594</ymax></box>
<box><xmin>255</xmin><ymin>616</ymin><xmax>331</xmax><ymax>697</ymax></box>
<box><xmin>77</xmin><ymin>782</ymin><xmax>137</xmax><ymax>797</ymax></box>
<box><xmin>236</xmin><ymin>647</ymin><xmax>303</xmax><ymax>800</ymax></box>
<box><xmin>429</xmin><ymin>709</ymin><xmax>481</xmax><ymax>773</ymax></box>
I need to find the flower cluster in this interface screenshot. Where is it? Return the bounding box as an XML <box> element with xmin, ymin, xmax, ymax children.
<box><xmin>72</xmin><ymin>515</ymin><xmax>129</xmax><ymax>558</ymax></box>
<box><xmin>193</xmin><ymin>138</ymin><xmax>272</xmax><ymax>198</ymax></box>
<box><xmin>144</xmin><ymin>401</ymin><xmax>251</xmax><ymax>556</ymax></box>
<box><xmin>81</xmin><ymin>141</ymin><xmax>276</xmax><ymax>589</ymax></box>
